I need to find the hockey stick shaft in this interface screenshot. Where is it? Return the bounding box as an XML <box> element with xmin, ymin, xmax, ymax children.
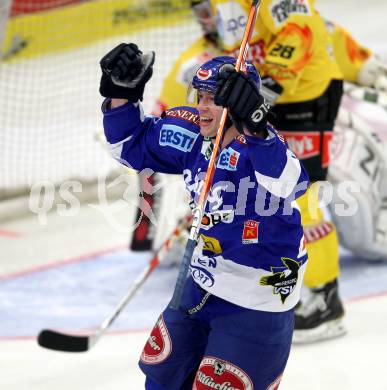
<box><xmin>130</xmin><ymin>173</ymin><xmax>162</xmax><ymax>251</ymax></box>
<box><xmin>169</xmin><ymin>0</ymin><xmax>261</xmax><ymax>310</ymax></box>
<box><xmin>97</xmin><ymin>214</ymin><xmax>192</xmax><ymax>335</ymax></box>
<box><xmin>37</xmin><ymin>214</ymin><xmax>192</xmax><ymax>352</ymax></box>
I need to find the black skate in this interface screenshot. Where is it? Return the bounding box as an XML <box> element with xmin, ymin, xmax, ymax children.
<box><xmin>293</xmin><ymin>279</ymin><xmax>347</xmax><ymax>344</ymax></box>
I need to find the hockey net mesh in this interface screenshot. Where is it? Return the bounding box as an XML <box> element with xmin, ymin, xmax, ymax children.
<box><xmin>0</xmin><ymin>0</ymin><xmax>200</xmax><ymax>196</ymax></box>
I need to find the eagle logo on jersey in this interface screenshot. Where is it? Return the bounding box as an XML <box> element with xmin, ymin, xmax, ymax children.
<box><xmin>260</xmin><ymin>257</ymin><xmax>300</xmax><ymax>303</ymax></box>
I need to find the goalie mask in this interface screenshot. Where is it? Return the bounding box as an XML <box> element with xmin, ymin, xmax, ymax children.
<box><xmin>191</xmin><ymin>0</ymin><xmax>218</xmax><ymax>42</ymax></box>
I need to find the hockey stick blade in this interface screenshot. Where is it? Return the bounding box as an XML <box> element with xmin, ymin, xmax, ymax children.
<box><xmin>37</xmin><ymin>215</ymin><xmax>192</xmax><ymax>353</ymax></box>
<box><xmin>38</xmin><ymin>329</ymin><xmax>89</xmax><ymax>352</ymax></box>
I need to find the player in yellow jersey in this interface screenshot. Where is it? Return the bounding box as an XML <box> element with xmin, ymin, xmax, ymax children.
<box><xmin>157</xmin><ymin>2</ymin><xmax>387</xmax><ymax>111</ymax></box>
<box><xmin>324</xmin><ymin>18</ymin><xmax>387</xmax><ymax>96</ymax></box>
<box><xmin>325</xmin><ymin>19</ymin><xmax>371</xmax><ymax>85</ymax></box>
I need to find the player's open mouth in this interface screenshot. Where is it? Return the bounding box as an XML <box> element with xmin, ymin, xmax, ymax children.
<box><xmin>200</xmin><ymin>117</ymin><xmax>213</xmax><ymax>126</ymax></box>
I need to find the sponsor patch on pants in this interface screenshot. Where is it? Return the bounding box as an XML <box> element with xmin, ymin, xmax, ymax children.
<box><xmin>193</xmin><ymin>356</ymin><xmax>253</xmax><ymax>389</ymax></box>
<box><xmin>140</xmin><ymin>315</ymin><xmax>172</xmax><ymax>364</ymax></box>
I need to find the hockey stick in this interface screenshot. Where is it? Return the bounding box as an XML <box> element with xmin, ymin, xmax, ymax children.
<box><xmin>37</xmin><ymin>214</ymin><xmax>192</xmax><ymax>352</ymax></box>
<box><xmin>130</xmin><ymin>173</ymin><xmax>162</xmax><ymax>251</ymax></box>
<box><xmin>169</xmin><ymin>0</ymin><xmax>261</xmax><ymax>310</ymax></box>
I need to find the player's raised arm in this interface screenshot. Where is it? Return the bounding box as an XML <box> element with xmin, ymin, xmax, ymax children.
<box><xmin>99</xmin><ymin>43</ymin><xmax>201</xmax><ymax>175</ymax></box>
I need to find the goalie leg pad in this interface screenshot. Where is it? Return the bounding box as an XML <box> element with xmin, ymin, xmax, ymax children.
<box><xmin>329</xmin><ymin>104</ymin><xmax>387</xmax><ymax>261</ymax></box>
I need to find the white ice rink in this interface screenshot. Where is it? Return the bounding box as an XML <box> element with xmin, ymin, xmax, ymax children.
<box><xmin>3</xmin><ymin>294</ymin><xmax>387</xmax><ymax>389</ymax></box>
<box><xmin>1</xmin><ymin>0</ymin><xmax>387</xmax><ymax>389</ymax></box>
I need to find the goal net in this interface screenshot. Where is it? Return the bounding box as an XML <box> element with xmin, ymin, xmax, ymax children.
<box><xmin>0</xmin><ymin>0</ymin><xmax>200</xmax><ymax>198</ymax></box>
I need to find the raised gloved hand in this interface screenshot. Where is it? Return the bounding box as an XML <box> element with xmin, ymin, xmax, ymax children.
<box><xmin>214</xmin><ymin>66</ymin><xmax>270</xmax><ymax>134</ymax></box>
<box><xmin>99</xmin><ymin>43</ymin><xmax>155</xmax><ymax>102</ymax></box>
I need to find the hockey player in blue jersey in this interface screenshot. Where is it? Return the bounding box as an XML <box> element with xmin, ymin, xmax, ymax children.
<box><xmin>100</xmin><ymin>43</ymin><xmax>310</xmax><ymax>390</ymax></box>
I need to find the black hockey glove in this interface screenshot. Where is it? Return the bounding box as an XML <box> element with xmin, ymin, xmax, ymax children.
<box><xmin>214</xmin><ymin>66</ymin><xmax>270</xmax><ymax>134</ymax></box>
<box><xmin>99</xmin><ymin>43</ymin><xmax>155</xmax><ymax>102</ymax></box>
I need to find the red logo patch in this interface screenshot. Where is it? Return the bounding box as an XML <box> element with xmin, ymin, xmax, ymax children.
<box><xmin>140</xmin><ymin>315</ymin><xmax>172</xmax><ymax>364</ymax></box>
<box><xmin>229</xmin><ymin>151</ymin><xmax>238</xmax><ymax>168</ymax></box>
<box><xmin>235</xmin><ymin>134</ymin><xmax>247</xmax><ymax>145</ymax></box>
<box><xmin>242</xmin><ymin>220</ymin><xmax>259</xmax><ymax>244</ymax></box>
<box><xmin>193</xmin><ymin>356</ymin><xmax>253</xmax><ymax>390</ymax></box>
<box><xmin>197</xmin><ymin>68</ymin><xmax>212</xmax><ymax>80</ymax></box>
<box><xmin>281</xmin><ymin>131</ymin><xmax>333</xmax><ymax>167</ymax></box>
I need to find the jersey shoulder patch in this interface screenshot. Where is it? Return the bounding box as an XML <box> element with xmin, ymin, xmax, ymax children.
<box><xmin>235</xmin><ymin>134</ymin><xmax>247</xmax><ymax>145</ymax></box>
<box><xmin>162</xmin><ymin>106</ymin><xmax>200</xmax><ymax>127</ymax></box>
<box><xmin>159</xmin><ymin>106</ymin><xmax>200</xmax><ymax>153</ymax></box>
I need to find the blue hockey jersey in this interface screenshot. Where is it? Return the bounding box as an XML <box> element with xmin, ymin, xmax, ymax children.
<box><xmin>103</xmin><ymin>101</ymin><xmax>309</xmax><ymax>312</ymax></box>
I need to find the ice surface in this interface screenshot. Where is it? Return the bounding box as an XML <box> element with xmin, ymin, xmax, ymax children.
<box><xmin>1</xmin><ymin>0</ymin><xmax>387</xmax><ymax>388</ymax></box>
